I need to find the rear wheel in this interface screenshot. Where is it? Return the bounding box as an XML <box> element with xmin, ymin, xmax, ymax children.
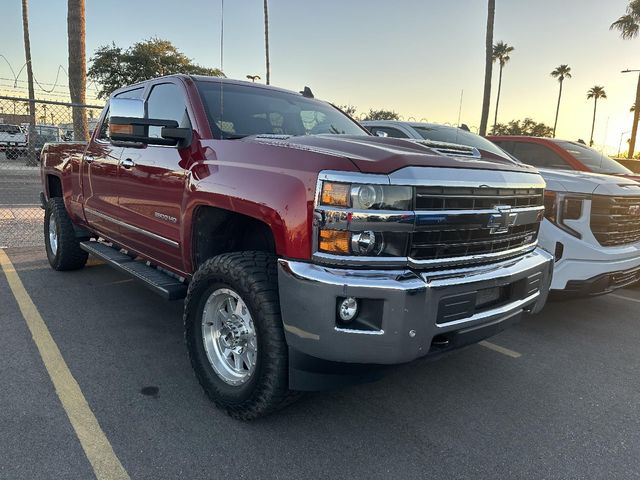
<box><xmin>44</xmin><ymin>197</ymin><xmax>88</xmax><ymax>271</ymax></box>
<box><xmin>184</xmin><ymin>251</ymin><xmax>295</xmax><ymax>420</ymax></box>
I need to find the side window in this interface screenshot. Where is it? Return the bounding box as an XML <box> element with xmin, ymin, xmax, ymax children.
<box><xmin>493</xmin><ymin>140</ymin><xmax>514</xmax><ymax>154</ymax></box>
<box><xmin>369</xmin><ymin>126</ymin><xmax>409</xmax><ymax>138</ymax></box>
<box><xmin>511</xmin><ymin>142</ymin><xmax>569</xmax><ymax>168</ymax></box>
<box><xmin>146</xmin><ymin>83</ymin><xmax>190</xmax><ymax>138</ymax></box>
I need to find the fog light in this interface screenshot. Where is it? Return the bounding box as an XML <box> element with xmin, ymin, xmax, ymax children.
<box><xmin>338</xmin><ymin>297</ymin><xmax>359</xmax><ymax>322</ymax></box>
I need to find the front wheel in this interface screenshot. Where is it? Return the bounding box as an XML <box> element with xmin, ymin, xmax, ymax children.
<box><xmin>184</xmin><ymin>251</ymin><xmax>295</xmax><ymax>420</ymax></box>
<box><xmin>44</xmin><ymin>197</ymin><xmax>88</xmax><ymax>271</ymax></box>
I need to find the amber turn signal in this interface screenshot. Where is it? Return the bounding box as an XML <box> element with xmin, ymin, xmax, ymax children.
<box><xmin>319</xmin><ymin>229</ymin><xmax>350</xmax><ymax>254</ymax></box>
<box><xmin>109</xmin><ymin>123</ymin><xmax>133</xmax><ymax>135</ymax></box>
<box><xmin>321</xmin><ymin>182</ymin><xmax>350</xmax><ymax>207</ymax></box>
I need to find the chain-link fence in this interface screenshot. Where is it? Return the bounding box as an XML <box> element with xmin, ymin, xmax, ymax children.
<box><xmin>0</xmin><ymin>95</ymin><xmax>104</xmax><ymax>248</ymax></box>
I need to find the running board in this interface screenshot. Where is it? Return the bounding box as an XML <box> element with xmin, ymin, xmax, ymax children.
<box><xmin>80</xmin><ymin>241</ymin><xmax>187</xmax><ymax>300</ymax></box>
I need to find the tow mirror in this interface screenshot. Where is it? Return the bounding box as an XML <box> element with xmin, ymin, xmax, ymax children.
<box><xmin>108</xmin><ymin>97</ymin><xmax>192</xmax><ymax>148</ymax></box>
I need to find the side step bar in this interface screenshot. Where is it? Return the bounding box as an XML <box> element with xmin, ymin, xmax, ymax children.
<box><xmin>80</xmin><ymin>241</ymin><xmax>187</xmax><ymax>300</ymax></box>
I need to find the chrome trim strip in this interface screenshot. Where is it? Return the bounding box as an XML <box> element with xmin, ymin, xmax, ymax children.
<box><xmin>84</xmin><ymin>207</ymin><xmax>179</xmax><ymax>248</ymax></box>
<box><xmin>334</xmin><ymin>327</ymin><xmax>385</xmax><ymax>335</ymax></box>
<box><xmin>312</xmin><ymin>242</ymin><xmax>538</xmax><ymax>269</ymax></box>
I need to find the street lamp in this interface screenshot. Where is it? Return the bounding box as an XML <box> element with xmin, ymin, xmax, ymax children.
<box><xmin>618</xmin><ymin>130</ymin><xmax>632</xmax><ymax>157</ymax></box>
<box><xmin>246</xmin><ymin>75</ymin><xmax>261</xmax><ymax>83</ymax></box>
<box><xmin>622</xmin><ymin>69</ymin><xmax>640</xmax><ymax>159</ymax></box>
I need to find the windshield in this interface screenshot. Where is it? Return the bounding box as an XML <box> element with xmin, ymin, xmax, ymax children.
<box><xmin>0</xmin><ymin>124</ymin><xmax>21</xmax><ymax>134</ymax></box>
<box><xmin>555</xmin><ymin>141</ymin><xmax>632</xmax><ymax>175</ymax></box>
<box><xmin>196</xmin><ymin>81</ymin><xmax>368</xmax><ymax>139</ymax></box>
<box><xmin>411</xmin><ymin>125</ymin><xmax>513</xmax><ymax>161</ymax></box>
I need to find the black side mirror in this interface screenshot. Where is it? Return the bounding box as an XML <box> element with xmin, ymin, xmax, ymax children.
<box><xmin>108</xmin><ymin>98</ymin><xmax>192</xmax><ymax>148</ymax></box>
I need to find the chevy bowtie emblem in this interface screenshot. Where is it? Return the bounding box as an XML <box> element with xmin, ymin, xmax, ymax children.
<box><xmin>488</xmin><ymin>205</ymin><xmax>518</xmax><ymax>234</ymax></box>
<box><xmin>629</xmin><ymin>204</ymin><xmax>640</xmax><ymax>216</ymax></box>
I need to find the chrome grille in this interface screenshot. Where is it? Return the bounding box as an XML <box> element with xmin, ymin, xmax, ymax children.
<box><xmin>590</xmin><ymin>195</ymin><xmax>640</xmax><ymax>246</ymax></box>
<box><xmin>415</xmin><ymin>187</ymin><xmax>544</xmax><ymax>210</ymax></box>
<box><xmin>410</xmin><ymin>187</ymin><xmax>543</xmax><ymax>262</ymax></box>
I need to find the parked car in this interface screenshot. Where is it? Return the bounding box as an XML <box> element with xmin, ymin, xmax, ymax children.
<box><xmin>488</xmin><ymin>136</ymin><xmax>640</xmax><ymax>182</ymax></box>
<box><xmin>614</xmin><ymin>157</ymin><xmax>640</xmax><ymax>173</ymax></box>
<box><xmin>33</xmin><ymin>125</ymin><xmax>62</xmax><ymax>161</ymax></box>
<box><xmin>0</xmin><ymin>123</ymin><xmax>27</xmax><ymax>159</ymax></box>
<box><xmin>363</xmin><ymin>121</ymin><xmax>640</xmax><ymax>296</ymax></box>
<box><xmin>41</xmin><ymin>76</ymin><xmax>552</xmax><ymax>419</ymax></box>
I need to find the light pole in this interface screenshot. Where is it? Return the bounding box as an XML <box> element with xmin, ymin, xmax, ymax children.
<box><xmin>618</xmin><ymin>130</ymin><xmax>631</xmax><ymax>158</ymax></box>
<box><xmin>622</xmin><ymin>69</ymin><xmax>640</xmax><ymax>159</ymax></box>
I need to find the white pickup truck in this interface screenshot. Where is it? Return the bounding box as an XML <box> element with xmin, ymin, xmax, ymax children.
<box><xmin>0</xmin><ymin>124</ymin><xmax>27</xmax><ymax>159</ymax></box>
<box><xmin>362</xmin><ymin>121</ymin><xmax>640</xmax><ymax>296</ymax></box>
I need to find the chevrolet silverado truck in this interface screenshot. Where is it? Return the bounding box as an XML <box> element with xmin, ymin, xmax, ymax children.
<box><xmin>363</xmin><ymin>121</ymin><xmax>640</xmax><ymax>295</ymax></box>
<box><xmin>0</xmin><ymin>123</ymin><xmax>27</xmax><ymax>159</ymax></box>
<box><xmin>41</xmin><ymin>75</ymin><xmax>553</xmax><ymax>419</ymax></box>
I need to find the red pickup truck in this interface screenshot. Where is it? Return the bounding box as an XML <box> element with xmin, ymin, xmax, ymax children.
<box><xmin>41</xmin><ymin>75</ymin><xmax>553</xmax><ymax>419</ymax></box>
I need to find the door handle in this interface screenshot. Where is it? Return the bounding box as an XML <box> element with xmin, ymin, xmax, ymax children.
<box><xmin>84</xmin><ymin>154</ymin><xmax>95</xmax><ymax>163</ymax></box>
<box><xmin>120</xmin><ymin>158</ymin><xmax>135</xmax><ymax>169</ymax></box>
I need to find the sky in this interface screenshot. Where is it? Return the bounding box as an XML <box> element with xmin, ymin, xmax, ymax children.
<box><xmin>1</xmin><ymin>0</ymin><xmax>638</xmax><ymax>154</ymax></box>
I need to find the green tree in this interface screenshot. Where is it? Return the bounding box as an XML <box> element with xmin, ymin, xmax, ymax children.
<box><xmin>88</xmin><ymin>38</ymin><xmax>224</xmax><ymax>98</ymax></box>
<box><xmin>587</xmin><ymin>86</ymin><xmax>607</xmax><ymax>146</ymax></box>
<box><xmin>551</xmin><ymin>64</ymin><xmax>572</xmax><ymax>137</ymax></box>
<box><xmin>492</xmin><ymin>41</ymin><xmax>514</xmax><ymax>130</ymax></box>
<box><xmin>362</xmin><ymin>109</ymin><xmax>400</xmax><ymax>121</ymax></box>
<box><xmin>611</xmin><ymin>0</ymin><xmax>640</xmax><ymax>158</ymax></box>
<box><xmin>479</xmin><ymin>0</ymin><xmax>496</xmax><ymax>136</ymax></box>
<box><xmin>491</xmin><ymin>118</ymin><xmax>554</xmax><ymax>137</ymax></box>
<box><xmin>336</xmin><ymin>104</ymin><xmax>358</xmax><ymax>118</ymax></box>
<box><xmin>67</xmin><ymin>0</ymin><xmax>88</xmax><ymax>141</ymax></box>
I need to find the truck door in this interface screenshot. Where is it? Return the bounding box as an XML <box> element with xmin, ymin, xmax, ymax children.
<box><xmin>116</xmin><ymin>82</ymin><xmax>189</xmax><ymax>270</ymax></box>
<box><xmin>81</xmin><ymin>108</ymin><xmax>124</xmax><ymax>240</ymax></box>
<box><xmin>81</xmin><ymin>87</ymin><xmax>144</xmax><ymax>242</ymax></box>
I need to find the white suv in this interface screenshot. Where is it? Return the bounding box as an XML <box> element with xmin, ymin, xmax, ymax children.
<box><xmin>362</xmin><ymin>121</ymin><xmax>640</xmax><ymax>296</ymax></box>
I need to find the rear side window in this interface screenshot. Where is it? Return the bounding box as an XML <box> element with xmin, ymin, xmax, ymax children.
<box><xmin>509</xmin><ymin>142</ymin><xmax>570</xmax><ymax>169</ymax></box>
<box><xmin>146</xmin><ymin>83</ymin><xmax>190</xmax><ymax>139</ymax></box>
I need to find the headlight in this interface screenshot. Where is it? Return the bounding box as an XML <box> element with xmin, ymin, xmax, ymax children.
<box><xmin>319</xmin><ymin>229</ymin><xmax>408</xmax><ymax>257</ymax></box>
<box><xmin>321</xmin><ymin>182</ymin><xmax>412</xmax><ymax>210</ymax></box>
<box><xmin>544</xmin><ymin>191</ymin><xmax>586</xmax><ymax>238</ymax></box>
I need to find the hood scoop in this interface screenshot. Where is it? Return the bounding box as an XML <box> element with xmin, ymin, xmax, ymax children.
<box><xmin>413</xmin><ymin>140</ymin><xmax>481</xmax><ymax>159</ymax></box>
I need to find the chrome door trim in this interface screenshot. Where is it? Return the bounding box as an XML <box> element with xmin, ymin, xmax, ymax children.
<box><xmin>84</xmin><ymin>207</ymin><xmax>179</xmax><ymax>248</ymax></box>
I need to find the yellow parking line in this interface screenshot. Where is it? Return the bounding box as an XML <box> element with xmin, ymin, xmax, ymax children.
<box><xmin>0</xmin><ymin>250</ymin><xmax>130</xmax><ymax>480</ymax></box>
<box><xmin>609</xmin><ymin>293</ymin><xmax>640</xmax><ymax>304</ymax></box>
<box><xmin>479</xmin><ymin>340</ymin><xmax>522</xmax><ymax>358</ymax></box>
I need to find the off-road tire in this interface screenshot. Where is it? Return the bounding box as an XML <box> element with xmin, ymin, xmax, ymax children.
<box><xmin>44</xmin><ymin>197</ymin><xmax>88</xmax><ymax>271</ymax></box>
<box><xmin>184</xmin><ymin>251</ymin><xmax>297</xmax><ymax>420</ymax></box>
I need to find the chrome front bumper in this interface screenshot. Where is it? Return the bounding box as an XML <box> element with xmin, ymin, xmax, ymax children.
<box><xmin>278</xmin><ymin>248</ymin><xmax>553</xmax><ymax>365</ymax></box>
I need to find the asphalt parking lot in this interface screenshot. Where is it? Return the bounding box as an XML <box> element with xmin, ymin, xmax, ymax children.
<box><xmin>2</xmin><ymin>246</ymin><xmax>640</xmax><ymax>480</ymax></box>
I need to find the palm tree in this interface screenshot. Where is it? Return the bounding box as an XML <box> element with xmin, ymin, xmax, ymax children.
<box><xmin>587</xmin><ymin>86</ymin><xmax>607</xmax><ymax>146</ymax></box>
<box><xmin>611</xmin><ymin>1</ymin><xmax>640</xmax><ymax>158</ymax></box>
<box><xmin>551</xmin><ymin>64</ymin><xmax>572</xmax><ymax>137</ymax></box>
<box><xmin>492</xmin><ymin>41</ymin><xmax>514</xmax><ymax>130</ymax></box>
<box><xmin>67</xmin><ymin>0</ymin><xmax>88</xmax><ymax>141</ymax></box>
<box><xmin>21</xmin><ymin>0</ymin><xmax>37</xmax><ymax>165</ymax></box>
<box><xmin>263</xmin><ymin>0</ymin><xmax>270</xmax><ymax>85</ymax></box>
<box><xmin>479</xmin><ymin>0</ymin><xmax>495</xmax><ymax>136</ymax></box>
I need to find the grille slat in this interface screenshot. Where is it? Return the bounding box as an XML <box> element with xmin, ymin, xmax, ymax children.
<box><xmin>590</xmin><ymin>195</ymin><xmax>640</xmax><ymax>247</ymax></box>
<box><xmin>411</xmin><ymin>187</ymin><xmax>543</xmax><ymax>261</ymax></box>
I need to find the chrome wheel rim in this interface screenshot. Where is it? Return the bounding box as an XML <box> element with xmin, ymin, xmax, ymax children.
<box><xmin>48</xmin><ymin>214</ymin><xmax>58</xmax><ymax>253</ymax></box>
<box><xmin>201</xmin><ymin>288</ymin><xmax>257</xmax><ymax>386</ymax></box>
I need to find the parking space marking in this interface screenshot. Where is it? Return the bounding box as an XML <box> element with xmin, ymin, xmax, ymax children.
<box><xmin>478</xmin><ymin>340</ymin><xmax>522</xmax><ymax>358</ymax></box>
<box><xmin>0</xmin><ymin>250</ymin><xmax>130</xmax><ymax>480</ymax></box>
<box><xmin>609</xmin><ymin>293</ymin><xmax>640</xmax><ymax>304</ymax></box>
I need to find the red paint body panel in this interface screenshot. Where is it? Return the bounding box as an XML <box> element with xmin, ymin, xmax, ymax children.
<box><xmin>41</xmin><ymin>76</ymin><xmax>536</xmax><ymax>280</ymax></box>
<box><xmin>488</xmin><ymin>136</ymin><xmax>589</xmax><ymax>171</ymax></box>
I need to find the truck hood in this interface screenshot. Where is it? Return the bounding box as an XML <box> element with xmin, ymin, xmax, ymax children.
<box><xmin>245</xmin><ymin>134</ymin><xmax>538</xmax><ymax>175</ymax></box>
<box><xmin>538</xmin><ymin>168</ymin><xmax>640</xmax><ymax>196</ymax></box>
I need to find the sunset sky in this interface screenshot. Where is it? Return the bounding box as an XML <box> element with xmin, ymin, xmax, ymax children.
<box><xmin>1</xmin><ymin>0</ymin><xmax>638</xmax><ymax>154</ymax></box>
